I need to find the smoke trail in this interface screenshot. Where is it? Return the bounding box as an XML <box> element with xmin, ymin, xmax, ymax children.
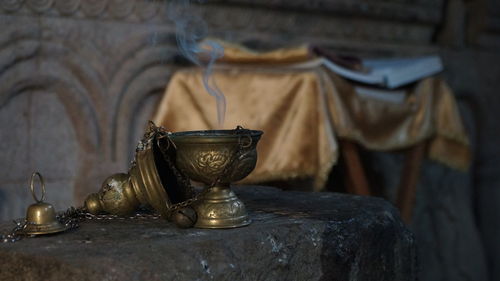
<box><xmin>167</xmin><ymin>0</ymin><xmax>226</xmax><ymax>127</ymax></box>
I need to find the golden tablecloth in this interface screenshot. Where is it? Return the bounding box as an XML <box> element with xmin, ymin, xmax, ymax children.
<box><xmin>153</xmin><ymin>45</ymin><xmax>470</xmax><ymax>190</ymax></box>
<box><xmin>324</xmin><ymin>73</ymin><xmax>470</xmax><ymax>172</ymax></box>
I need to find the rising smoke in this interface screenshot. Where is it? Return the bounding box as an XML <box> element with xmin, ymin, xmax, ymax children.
<box><xmin>167</xmin><ymin>0</ymin><xmax>226</xmax><ymax>127</ymax></box>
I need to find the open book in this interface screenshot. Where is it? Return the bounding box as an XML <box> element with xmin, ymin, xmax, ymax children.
<box><xmin>322</xmin><ymin>55</ymin><xmax>443</xmax><ymax>89</ymax></box>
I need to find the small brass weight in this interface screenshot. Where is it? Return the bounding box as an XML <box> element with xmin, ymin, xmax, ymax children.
<box><xmin>23</xmin><ymin>172</ymin><xmax>67</xmax><ymax>235</ymax></box>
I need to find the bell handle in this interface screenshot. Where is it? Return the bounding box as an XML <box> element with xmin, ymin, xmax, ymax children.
<box><xmin>30</xmin><ymin>172</ymin><xmax>46</xmax><ymax>203</ymax></box>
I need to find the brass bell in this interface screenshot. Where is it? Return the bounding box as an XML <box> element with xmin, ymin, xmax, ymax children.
<box><xmin>23</xmin><ymin>172</ymin><xmax>67</xmax><ymax>235</ymax></box>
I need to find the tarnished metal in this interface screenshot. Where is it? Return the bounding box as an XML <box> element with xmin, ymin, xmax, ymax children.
<box><xmin>23</xmin><ymin>172</ymin><xmax>67</xmax><ymax>235</ymax></box>
<box><xmin>169</xmin><ymin>128</ymin><xmax>263</xmax><ymax>229</ymax></box>
<box><xmin>84</xmin><ymin>122</ymin><xmax>193</xmax><ymax>219</ymax></box>
<box><xmin>83</xmin><ymin>123</ymin><xmax>263</xmax><ymax>229</ymax></box>
<box><xmin>1</xmin><ymin>123</ymin><xmax>263</xmax><ymax>245</ymax></box>
<box><xmin>171</xmin><ymin>207</ymin><xmax>197</xmax><ymax>228</ymax></box>
<box><xmin>84</xmin><ymin>173</ymin><xmax>140</xmax><ymax>216</ymax></box>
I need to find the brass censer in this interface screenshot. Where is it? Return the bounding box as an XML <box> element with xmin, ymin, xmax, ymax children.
<box><xmin>169</xmin><ymin>128</ymin><xmax>263</xmax><ymax>228</ymax></box>
<box><xmin>84</xmin><ymin>122</ymin><xmax>263</xmax><ymax>229</ymax></box>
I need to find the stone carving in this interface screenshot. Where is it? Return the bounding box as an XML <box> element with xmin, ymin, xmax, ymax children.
<box><xmin>0</xmin><ymin>0</ymin><xmax>23</xmax><ymax>12</ymax></box>
<box><xmin>0</xmin><ymin>0</ymin><xmax>443</xmax><ymax>24</ymax></box>
<box><xmin>134</xmin><ymin>1</ymin><xmax>158</xmax><ymax>21</ymax></box>
<box><xmin>26</xmin><ymin>0</ymin><xmax>54</xmax><ymax>13</ymax></box>
<box><xmin>80</xmin><ymin>0</ymin><xmax>107</xmax><ymax>17</ymax></box>
<box><xmin>0</xmin><ymin>0</ymin><xmax>440</xmax><ymax>47</ymax></box>
<box><xmin>0</xmin><ymin>4</ymin><xmax>180</xmax><ymax>216</ymax></box>
<box><xmin>54</xmin><ymin>0</ymin><xmax>80</xmax><ymax>15</ymax></box>
<box><xmin>0</xmin><ymin>0</ymin><xmax>161</xmax><ymax>20</ymax></box>
<box><xmin>108</xmin><ymin>0</ymin><xmax>134</xmax><ymax>19</ymax></box>
<box><xmin>0</xmin><ymin>0</ymin><xmax>437</xmax><ymax>45</ymax></box>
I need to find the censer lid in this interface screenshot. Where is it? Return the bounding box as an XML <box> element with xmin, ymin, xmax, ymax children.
<box><xmin>129</xmin><ymin>122</ymin><xmax>193</xmax><ymax>219</ymax></box>
<box><xmin>24</xmin><ymin>172</ymin><xmax>67</xmax><ymax>235</ymax></box>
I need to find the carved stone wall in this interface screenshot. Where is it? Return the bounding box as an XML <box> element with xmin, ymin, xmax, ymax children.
<box><xmin>1</xmin><ymin>1</ymin><xmax>499</xmax><ymax>281</ymax></box>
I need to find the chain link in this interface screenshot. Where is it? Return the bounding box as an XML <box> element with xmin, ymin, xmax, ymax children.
<box><xmin>0</xmin><ymin>220</ymin><xmax>31</xmax><ymax>243</ymax></box>
<box><xmin>165</xmin><ymin>187</ymin><xmax>210</xmax><ymax>217</ymax></box>
<box><xmin>1</xmin><ymin>207</ymin><xmax>162</xmax><ymax>243</ymax></box>
<box><xmin>57</xmin><ymin>207</ymin><xmax>162</xmax><ymax>225</ymax></box>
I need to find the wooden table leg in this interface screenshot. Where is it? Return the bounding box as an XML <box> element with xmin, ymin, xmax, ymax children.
<box><xmin>396</xmin><ymin>142</ymin><xmax>427</xmax><ymax>224</ymax></box>
<box><xmin>339</xmin><ymin>140</ymin><xmax>371</xmax><ymax>196</ymax></box>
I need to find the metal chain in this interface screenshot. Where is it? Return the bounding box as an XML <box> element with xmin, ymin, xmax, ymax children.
<box><xmin>77</xmin><ymin>209</ymin><xmax>161</xmax><ymax>221</ymax></box>
<box><xmin>1</xmin><ymin>124</ymin><xmax>253</xmax><ymax>242</ymax></box>
<box><xmin>57</xmin><ymin>206</ymin><xmax>162</xmax><ymax>225</ymax></box>
<box><xmin>155</xmin><ymin>134</ymin><xmax>195</xmax><ymax>199</ymax></box>
<box><xmin>165</xmin><ymin>187</ymin><xmax>210</xmax><ymax>218</ymax></box>
<box><xmin>0</xmin><ymin>220</ymin><xmax>31</xmax><ymax>243</ymax></box>
<box><xmin>1</xmin><ymin>207</ymin><xmax>161</xmax><ymax>243</ymax></box>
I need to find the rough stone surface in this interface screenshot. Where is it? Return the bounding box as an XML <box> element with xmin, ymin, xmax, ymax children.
<box><xmin>0</xmin><ymin>186</ymin><xmax>416</xmax><ymax>281</ymax></box>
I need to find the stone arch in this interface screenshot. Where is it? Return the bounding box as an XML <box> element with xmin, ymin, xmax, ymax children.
<box><xmin>0</xmin><ymin>39</ymin><xmax>105</xmax><ymax>211</ymax></box>
<box><xmin>0</xmin><ymin>27</ymin><xmax>109</xmax><ymax>126</ymax></box>
<box><xmin>0</xmin><ymin>37</ymin><xmax>106</xmax><ymax>147</ymax></box>
<box><xmin>0</xmin><ymin>60</ymin><xmax>100</xmax><ymax>152</ymax></box>
<box><xmin>114</xmin><ymin>65</ymin><xmax>175</xmax><ymax>166</ymax></box>
<box><xmin>108</xmin><ymin>31</ymin><xmax>180</xmax><ymax>162</ymax></box>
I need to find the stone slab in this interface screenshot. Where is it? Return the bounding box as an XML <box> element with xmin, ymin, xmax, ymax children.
<box><xmin>0</xmin><ymin>186</ymin><xmax>416</xmax><ymax>281</ymax></box>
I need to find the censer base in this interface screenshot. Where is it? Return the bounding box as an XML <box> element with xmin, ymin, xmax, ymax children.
<box><xmin>194</xmin><ymin>186</ymin><xmax>251</xmax><ymax>229</ymax></box>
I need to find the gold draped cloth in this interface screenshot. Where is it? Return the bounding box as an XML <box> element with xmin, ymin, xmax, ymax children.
<box><xmin>153</xmin><ymin>45</ymin><xmax>470</xmax><ymax>190</ymax></box>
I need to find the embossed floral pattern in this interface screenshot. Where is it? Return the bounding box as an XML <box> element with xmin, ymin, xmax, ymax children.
<box><xmin>174</xmin><ymin>141</ymin><xmax>258</xmax><ymax>185</ymax></box>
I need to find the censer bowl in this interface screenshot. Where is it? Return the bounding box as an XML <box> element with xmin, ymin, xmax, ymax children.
<box><xmin>169</xmin><ymin>129</ymin><xmax>263</xmax><ymax>229</ymax></box>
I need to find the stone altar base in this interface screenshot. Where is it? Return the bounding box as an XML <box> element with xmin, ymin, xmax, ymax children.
<box><xmin>0</xmin><ymin>186</ymin><xmax>416</xmax><ymax>281</ymax></box>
